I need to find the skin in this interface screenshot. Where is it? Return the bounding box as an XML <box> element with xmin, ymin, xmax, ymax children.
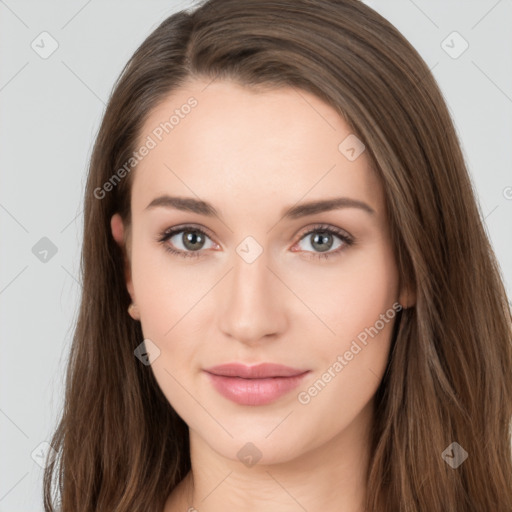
<box><xmin>111</xmin><ymin>78</ymin><xmax>414</xmax><ymax>512</ymax></box>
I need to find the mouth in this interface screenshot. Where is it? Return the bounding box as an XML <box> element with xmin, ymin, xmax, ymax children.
<box><xmin>203</xmin><ymin>363</ymin><xmax>311</xmax><ymax>406</ymax></box>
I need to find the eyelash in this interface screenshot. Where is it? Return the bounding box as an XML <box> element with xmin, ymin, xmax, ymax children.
<box><xmin>156</xmin><ymin>223</ymin><xmax>355</xmax><ymax>261</ymax></box>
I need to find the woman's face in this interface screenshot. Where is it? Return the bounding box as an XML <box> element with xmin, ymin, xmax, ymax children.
<box><xmin>112</xmin><ymin>79</ymin><xmax>408</xmax><ymax>465</ymax></box>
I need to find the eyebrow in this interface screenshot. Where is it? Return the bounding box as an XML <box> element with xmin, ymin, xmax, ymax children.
<box><xmin>145</xmin><ymin>195</ymin><xmax>375</xmax><ymax>219</ymax></box>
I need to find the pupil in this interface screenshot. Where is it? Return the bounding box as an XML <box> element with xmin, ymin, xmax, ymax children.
<box><xmin>184</xmin><ymin>231</ymin><xmax>204</xmax><ymax>250</ymax></box>
<box><xmin>312</xmin><ymin>232</ymin><xmax>332</xmax><ymax>252</ymax></box>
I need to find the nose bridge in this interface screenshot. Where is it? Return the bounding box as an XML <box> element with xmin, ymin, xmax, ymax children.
<box><xmin>232</xmin><ymin>245</ymin><xmax>270</xmax><ymax>302</ymax></box>
<box><xmin>217</xmin><ymin>241</ymin><xmax>286</xmax><ymax>343</ymax></box>
<box><xmin>229</xmin><ymin>230</ymin><xmax>275</xmax><ymax>302</ymax></box>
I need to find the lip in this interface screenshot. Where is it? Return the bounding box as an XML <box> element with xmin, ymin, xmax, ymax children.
<box><xmin>203</xmin><ymin>363</ymin><xmax>310</xmax><ymax>406</ymax></box>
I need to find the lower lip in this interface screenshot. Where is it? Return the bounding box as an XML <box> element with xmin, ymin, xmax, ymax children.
<box><xmin>205</xmin><ymin>371</ymin><xmax>310</xmax><ymax>406</ymax></box>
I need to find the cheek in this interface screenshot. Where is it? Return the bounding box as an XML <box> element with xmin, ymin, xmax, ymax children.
<box><xmin>294</xmin><ymin>250</ymin><xmax>399</xmax><ymax>437</ymax></box>
<box><xmin>338</xmin><ymin>250</ymin><xmax>399</xmax><ymax>343</ymax></box>
<box><xmin>130</xmin><ymin>238</ymin><xmax>202</xmax><ymax>337</ymax></box>
<box><xmin>130</xmin><ymin>245</ymin><xmax>200</xmax><ymax>416</ymax></box>
<box><xmin>284</xmin><ymin>240</ymin><xmax>400</xmax><ymax>346</ymax></box>
<box><xmin>130</xmin><ymin>239</ymin><xmax>207</xmax><ymax>383</ymax></box>
<box><xmin>307</xmin><ymin>245</ymin><xmax>398</xmax><ymax>411</ymax></box>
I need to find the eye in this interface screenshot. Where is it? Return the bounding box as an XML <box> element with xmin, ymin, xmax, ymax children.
<box><xmin>156</xmin><ymin>223</ymin><xmax>355</xmax><ymax>260</ymax></box>
<box><xmin>292</xmin><ymin>224</ymin><xmax>354</xmax><ymax>260</ymax></box>
<box><xmin>156</xmin><ymin>225</ymin><xmax>217</xmax><ymax>259</ymax></box>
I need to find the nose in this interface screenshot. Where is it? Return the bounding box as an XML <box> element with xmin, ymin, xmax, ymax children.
<box><xmin>217</xmin><ymin>249</ymin><xmax>288</xmax><ymax>346</ymax></box>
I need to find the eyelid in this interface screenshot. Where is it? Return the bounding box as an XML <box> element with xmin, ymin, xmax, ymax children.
<box><xmin>295</xmin><ymin>223</ymin><xmax>353</xmax><ymax>243</ymax></box>
<box><xmin>160</xmin><ymin>224</ymin><xmax>216</xmax><ymax>245</ymax></box>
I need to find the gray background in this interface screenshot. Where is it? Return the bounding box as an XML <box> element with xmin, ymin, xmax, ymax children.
<box><xmin>1</xmin><ymin>1</ymin><xmax>511</xmax><ymax>510</ymax></box>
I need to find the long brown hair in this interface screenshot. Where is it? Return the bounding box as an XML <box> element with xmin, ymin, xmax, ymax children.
<box><xmin>44</xmin><ymin>0</ymin><xmax>512</xmax><ymax>510</ymax></box>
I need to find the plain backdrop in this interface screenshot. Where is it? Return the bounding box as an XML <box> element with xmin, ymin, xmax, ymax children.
<box><xmin>1</xmin><ymin>1</ymin><xmax>511</xmax><ymax>510</ymax></box>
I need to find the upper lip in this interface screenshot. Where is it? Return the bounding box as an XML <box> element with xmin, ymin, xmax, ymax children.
<box><xmin>204</xmin><ymin>363</ymin><xmax>309</xmax><ymax>379</ymax></box>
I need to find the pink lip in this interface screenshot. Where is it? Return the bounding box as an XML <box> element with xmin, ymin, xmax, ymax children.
<box><xmin>203</xmin><ymin>363</ymin><xmax>310</xmax><ymax>406</ymax></box>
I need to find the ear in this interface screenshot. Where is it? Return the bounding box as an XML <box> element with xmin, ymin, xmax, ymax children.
<box><xmin>111</xmin><ymin>213</ymin><xmax>135</xmax><ymax>301</ymax></box>
<box><xmin>398</xmin><ymin>283</ymin><xmax>416</xmax><ymax>310</ymax></box>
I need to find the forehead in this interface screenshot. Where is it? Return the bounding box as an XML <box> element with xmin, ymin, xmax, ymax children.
<box><xmin>130</xmin><ymin>79</ymin><xmax>383</xmax><ymax>218</ymax></box>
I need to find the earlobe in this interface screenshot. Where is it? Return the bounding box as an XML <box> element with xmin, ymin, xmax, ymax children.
<box><xmin>399</xmin><ymin>286</ymin><xmax>416</xmax><ymax>310</ymax></box>
<box><xmin>128</xmin><ymin>303</ymin><xmax>141</xmax><ymax>321</ymax></box>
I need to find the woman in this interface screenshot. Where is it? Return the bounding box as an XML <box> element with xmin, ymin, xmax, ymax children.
<box><xmin>43</xmin><ymin>0</ymin><xmax>512</xmax><ymax>510</ymax></box>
